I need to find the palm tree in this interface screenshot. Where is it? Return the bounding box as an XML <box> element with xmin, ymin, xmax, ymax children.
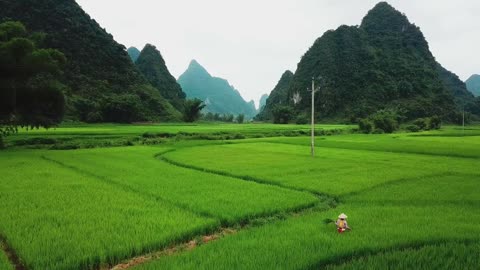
<box><xmin>183</xmin><ymin>99</ymin><xmax>206</xmax><ymax>122</ymax></box>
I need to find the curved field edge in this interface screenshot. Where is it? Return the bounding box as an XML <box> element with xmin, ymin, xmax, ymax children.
<box><xmin>247</xmin><ymin>133</ymin><xmax>480</xmax><ymax>159</ymax></box>
<box><xmin>132</xmin><ymin>172</ymin><xmax>480</xmax><ymax>270</ymax></box>
<box><xmin>160</xmin><ymin>142</ymin><xmax>480</xmax><ymax>196</ymax></box>
<box><xmin>42</xmin><ymin>146</ymin><xmax>323</xmax><ymax>226</ymax></box>
<box><xmin>323</xmin><ymin>241</ymin><xmax>480</xmax><ymax>270</ymax></box>
<box><xmin>9</xmin><ymin>145</ymin><xmax>330</xmax><ymax>269</ymax></box>
<box><xmin>0</xmin><ymin>152</ymin><xmax>219</xmax><ymax>270</ymax></box>
<box><xmin>0</xmin><ymin>241</ymin><xmax>14</xmax><ymax>270</ymax></box>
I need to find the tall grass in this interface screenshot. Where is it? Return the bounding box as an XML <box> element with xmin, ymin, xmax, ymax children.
<box><xmin>256</xmin><ymin>132</ymin><xmax>480</xmax><ymax>158</ymax></box>
<box><xmin>0</xmin><ymin>152</ymin><xmax>216</xmax><ymax>270</ymax></box>
<box><xmin>136</xmin><ymin>174</ymin><xmax>480</xmax><ymax>269</ymax></box>
<box><xmin>43</xmin><ymin>146</ymin><xmax>319</xmax><ymax>225</ymax></box>
<box><xmin>163</xmin><ymin>142</ymin><xmax>479</xmax><ymax>195</ymax></box>
<box><xmin>325</xmin><ymin>242</ymin><xmax>480</xmax><ymax>269</ymax></box>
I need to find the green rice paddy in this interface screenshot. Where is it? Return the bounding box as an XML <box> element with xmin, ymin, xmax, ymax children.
<box><xmin>0</xmin><ymin>123</ymin><xmax>478</xmax><ymax>269</ymax></box>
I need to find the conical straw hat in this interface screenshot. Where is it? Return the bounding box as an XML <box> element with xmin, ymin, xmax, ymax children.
<box><xmin>338</xmin><ymin>213</ymin><xmax>348</xmax><ymax>219</ymax></box>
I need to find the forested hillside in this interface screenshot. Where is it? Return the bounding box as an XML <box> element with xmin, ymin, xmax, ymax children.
<box><xmin>261</xmin><ymin>2</ymin><xmax>479</xmax><ymax>122</ymax></box>
<box><xmin>178</xmin><ymin>60</ymin><xmax>257</xmax><ymax>118</ymax></box>
<box><xmin>135</xmin><ymin>44</ymin><xmax>186</xmax><ymax>110</ymax></box>
<box><xmin>256</xmin><ymin>71</ymin><xmax>293</xmax><ymax>121</ymax></box>
<box><xmin>0</xmin><ymin>0</ymin><xmax>180</xmax><ymax>123</ymax></box>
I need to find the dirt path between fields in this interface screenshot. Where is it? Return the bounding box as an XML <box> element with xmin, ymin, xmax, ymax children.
<box><xmin>105</xmin><ymin>150</ymin><xmax>337</xmax><ymax>270</ymax></box>
<box><xmin>108</xmin><ymin>228</ymin><xmax>237</xmax><ymax>270</ymax></box>
<box><xmin>0</xmin><ymin>235</ymin><xmax>27</xmax><ymax>270</ymax></box>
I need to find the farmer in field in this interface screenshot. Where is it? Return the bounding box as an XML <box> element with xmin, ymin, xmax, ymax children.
<box><xmin>335</xmin><ymin>213</ymin><xmax>351</xmax><ymax>233</ymax></box>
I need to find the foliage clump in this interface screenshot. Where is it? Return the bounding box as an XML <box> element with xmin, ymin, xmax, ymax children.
<box><xmin>0</xmin><ymin>21</ymin><xmax>66</xmax><ymax>141</ymax></box>
<box><xmin>0</xmin><ymin>0</ymin><xmax>181</xmax><ymax>123</ymax></box>
<box><xmin>272</xmin><ymin>105</ymin><xmax>294</xmax><ymax>124</ymax></box>
<box><xmin>358</xmin><ymin>110</ymin><xmax>399</xmax><ymax>134</ymax></box>
<box><xmin>183</xmin><ymin>99</ymin><xmax>206</xmax><ymax>122</ymax></box>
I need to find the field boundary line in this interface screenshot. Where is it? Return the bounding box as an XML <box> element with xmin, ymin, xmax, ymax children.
<box><xmin>156</xmin><ymin>151</ymin><xmax>337</xmax><ymax>200</ymax></box>
<box><xmin>40</xmin><ymin>155</ymin><xmax>219</xmax><ymax>221</ymax></box>
<box><xmin>308</xmin><ymin>238</ymin><xmax>479</xmax><ymax>270</ymax></box>
<box><xmin>256</xmin><ymin>140</ymin><xmax>480</xmax><ymax>159</ymax></box>
<box><xmin>42</xmin><ymin>154</ymin><xmax>339</xmax><ymax>270</ymax></box>
<box><xmin>108</xmin><ymin>197</ymin><xmax>336</xmax><ymax>270</ymax></box>
<box><xmin>340</xmin><ymin>172</ymin><xmax>454</xmax><ymax>199</ymax></box>
<box><xmin>0</xmin><ymin>235</ymin><xmax>27</xmax><ymax>270</ymax></box>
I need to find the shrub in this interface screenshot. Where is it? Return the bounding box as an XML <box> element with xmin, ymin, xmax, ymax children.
<box><xmin>101</xmin><ymin>94</ymin><xmax>142</xmax><ymax>123</ymax></box>
<box><xmin>272</xmin><ymin>105</ymin><xmax>294</xmax><ymax>124</ymax></box>
<box><xmin>358</xmin><ymin>119</ymin><xmax>374</xmax><ymax>134</ymax></box>
<box><xmin>183</xmin><ymin>99</ymin><xmax>206</xmax><ymax>123</ymax></box>
<box><xmin>373</xmin><ymin>128</ymin><xmax>385</xmax><ymax>134</ymax></box>
<box><xmin>370</xmin><ymin>110</ymin><xmax>399</xmax><ymax>133</ymax></box>
<box><xmin>413</xmin><ymin>118</ymin><xmax>428</xmax><ymax>130</ymax></box>
<box><xmin>295</xmin><ymin>114</ymin><xmax>309</xmax><ymax>125</ymax></box>
<box><xmin>405</xmin><ymin>125</ymin><xmax>420</xmax><ymax>132</ymax></box>
<box><xmin>428</xmin><ymin>116</ymin><xmax>442</xmax><ymax>130</ymax></box>
<box><xmin>236</xmin><ymin>114</ymin><xmax>245</xmax><ymax>124</ymax></box>
<box><xmin>86</xmin><ymin>111</ymin><xmax>103</xmax><ymax>123</ymax></box>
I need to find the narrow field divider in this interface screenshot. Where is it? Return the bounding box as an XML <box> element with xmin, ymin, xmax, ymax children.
<box><xmin>0</xmin><ymin>234</ymin><xmax>26</xmax><ymax>270</ymax></box>
<box><xmin>156</xmin><ymin>151</ymin><xmax>338</xmax><ymax>201</ymax></box>
<box><xmin>309</xmin><ymin>238</ymin><xmax>479</xmax><ymax>270</ymax></box>
<box><xmin>41</xmin><ymin>155</ymin><xmax>218</xmax><ymax>221</ymax></box>
<box><xmin>42</xmin><ymin>151</ymin><xmax>337</xmax><ymax>270</ymax></box>
<box><xmin>109</xmin><ymin>199</ymin><xmax>336</xmax><ymax>270</ymax></box>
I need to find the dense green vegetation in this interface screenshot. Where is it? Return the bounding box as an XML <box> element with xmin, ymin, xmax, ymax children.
<box><xmin>134</xmin><ymin>130</ymin><xmax>479</xmax><ymax>270</ymax></box>
<box><xmin>178</xmin><ymin>60</ymin><xmax>257</xmax><ymax>118</ymax></box>
<box><xmin>261</xmin><ymin>2</ymin><xmax>479</xmax><ymax>123</ymax></box>
<box><xmin>44</xmin><ymin>146</ymin><xmax>317</xmax><ymax>225</ymax></box>
<box><xmin>162</xmin><ymin>141</ymin><xmax>479</xmax><ymax>195</ymax></box>
<box><xmin>0</xmin><ymin>123</ymin><xmax>479</xmax><ymax>269</ymax></box>
<box><xmin>0</xmin><ymin>0</ymin><xmax>180</xmax><ymax>123</ymax></box>
<box><xmin>0</xmin><ymin>21</ymin><xmax>66</xmax><ymax>146</ymax></box>
<box><xmin>183</xmin><ymin>99</ymin><xmax>206</xmax><ymax>122</ymax></box>
<box><xmin>325</xmin><ymin>242</ymin><xmax>480</xmax><ymax>270</ymax></box>
<box><xmin>3</xmin><ymin>123</ymin><xmax>350</xmax><ymax>149</ymax></box>
<box><xmin>0</xmin><ymin>151</ymin><xmax>217</xmax><ymax>269</ymax></box>
<box><xmin>466</xmin><ymin>74</ymin><xmax>480</xmax><ymax>97</ymax></box>
<box><xmin>1</xmin><ymin>0</ymin><xmax>479</xmax><ymax>268</ymax></box>
<box><xmin>135</xmin><ymin>44</ymin><xmax>186</xmax><ymax>110</ymax></box>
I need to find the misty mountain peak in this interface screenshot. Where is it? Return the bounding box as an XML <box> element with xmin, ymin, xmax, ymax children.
<box><xmin>186</xmin><ymin>59</ymin><xmax>211</xmax><ymax>78</ymax></box>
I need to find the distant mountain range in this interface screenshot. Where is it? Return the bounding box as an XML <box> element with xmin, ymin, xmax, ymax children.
<box><xmin>261</xmin><ymin>2</ymin><xmax>479</xmax><ymax>122</ymax></box>
<box><xmin>178</xmin><ymin>60</ymin><xmax>257</xmax><ymax>117</ymax></box>
<box><xmin>258</xmin><ymin>94</ymin><xmax>269</xmax><ymax>112</ymax></box>
<box><xmin>127</xmin><ymin>47</ymin><xmax>141</xmax><ymax>63</ymax></box>
<box><xmin>466</xmin><ymin>74</ymin><xmax>480</xmax><ymax>97</ymax></box>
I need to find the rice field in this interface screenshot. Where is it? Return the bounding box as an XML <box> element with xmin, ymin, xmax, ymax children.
<box><xmin>0</xmin><ymin>124</ymin><xmax>479</xmax><ymax>269</ymax></box>
<box><xmin>43</xmin><ymin>147</ymin><xmax>318</xmax><ymax>225</ymax></box>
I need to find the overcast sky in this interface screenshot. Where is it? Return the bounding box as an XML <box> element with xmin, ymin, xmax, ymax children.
<box><xmin>76</xmin><ymin>0</ymin><xmax>479</xmax><ymax>108</ymax></box>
